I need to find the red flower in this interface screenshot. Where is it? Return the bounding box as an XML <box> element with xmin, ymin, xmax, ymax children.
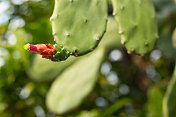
<box><xmin>24</xmin><ymin>44</ymin><xmax>56</xmax><ymax>59</ymax></box>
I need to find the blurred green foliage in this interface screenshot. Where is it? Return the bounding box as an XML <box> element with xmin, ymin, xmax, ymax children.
<box><xmin>147</xmin><ymin>87</ymin><xmax>163</xmax><ymax>117</ymax></box>
<box><xmin>0</xmin><ymin>0</ymin><xmax>176</xmax><ymax>117</ymax></box>
<box><xmin>163</xmin><ymin>66</ymin><xmax>176</xmax><ymax>117</ymax></box>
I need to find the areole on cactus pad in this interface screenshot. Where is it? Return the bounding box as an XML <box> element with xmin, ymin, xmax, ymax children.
<box><xmin>24</xmin><ymin>43</ymin><xmax>70</xmax><ymax>62</ymax></box>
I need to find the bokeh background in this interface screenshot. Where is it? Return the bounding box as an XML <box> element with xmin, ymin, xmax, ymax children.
<box><xmin>0</xmin><ymin>0</ymin><xmax>176</xmax><ymax>117</ymax></box>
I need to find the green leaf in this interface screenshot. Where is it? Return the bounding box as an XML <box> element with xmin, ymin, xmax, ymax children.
<box><xmin>102</xmin><ymin>98</ymin><xmax>132</xmax><ymax>117</ymax></box>
<box><xmin>46</xmin><ymin>48</ymin><xmax>105</xmax><ymax>114</ymax></box>
<box><xmin>163</xmin><ymin>65</ymin><xmax>176</xmax><ymax>117</ymax></box>
<box><xmin>158</xmin><ymin>35</ymin><xmax>176</xmax><ymax>59</ymax></box>
<box><xmin>147</xmin><ymin>87</ymin><xmax>163</xmax><ymax>117</ymax></box>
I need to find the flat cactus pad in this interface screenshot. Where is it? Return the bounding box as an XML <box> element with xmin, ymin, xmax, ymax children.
<box><xmin>51</xmin><ymin>0</ymin><xmax>108</xmax><ymax>56</ymax></box>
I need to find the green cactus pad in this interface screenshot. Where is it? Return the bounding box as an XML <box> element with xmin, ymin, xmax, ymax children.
<box><xmin>46</xmin><ymin>48</ymin><xmax>105</xmax><ymax>114</ymax></box>
<box><xmin>51</xmin><ymin>0</ymin><xmax>107</xmax><ymax>56</ymax></box>
<box><xmin>112</xmin><ymin>0</ymin><xmax>158</xmax><ymax>55</ymax></box>
<box><xmin>99</xmin><ymin>17</ymin><xmax>121</xmax><ymax>49</ymax></box>
<box><xmin>28</xmin><ymin>55</ymin><xmax>78</xmax><ymax>81</ymax></box>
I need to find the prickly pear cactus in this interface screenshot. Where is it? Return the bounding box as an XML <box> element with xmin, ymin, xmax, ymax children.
<box><xmin>112</xmin><ymin>0</ymin><xmax>158</xmax><ymax>55</ymax></box>
<box><xmin>50</xmin><ymin>0</ymin><xmax>107</xmax><ymax>56</ymax></box>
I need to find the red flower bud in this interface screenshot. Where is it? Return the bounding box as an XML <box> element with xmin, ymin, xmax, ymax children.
<box><xmin>24</xmin><ymin>44</ymin><xmax>56</xmax><ymax>59</ymax></box>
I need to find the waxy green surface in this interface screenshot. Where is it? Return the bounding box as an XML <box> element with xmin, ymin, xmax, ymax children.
<box><xmin>112</xmin><ymin>0</ymin><xmax>158</xmax><ymax>55</ymax></box>
<box><xmin>51</xmin><ymin>0</ymin><xmax>107</xmax><ymax>56</ymax></box>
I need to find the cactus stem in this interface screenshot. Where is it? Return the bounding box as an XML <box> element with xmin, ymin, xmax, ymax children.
<box><xmin>121</xmin><ymin>40</ymin><xmax>125</xmax><ymax>45</ymax></box>
<box><xmin>66</xmin><ymin>32</ymin><xmax>70</xmax><ymax>37</ymax></box>
<box><xmin>90</xmin><ymin>49</ymin><xmax>94</xmax><ymax>51</ymax></box>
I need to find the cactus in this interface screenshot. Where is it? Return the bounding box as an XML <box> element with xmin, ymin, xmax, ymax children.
<box><xmin>111</xmin><ymin>0</ymin><xmax>158</xmax><ymax>55</ymax></box>
<box><xmin>27</xmin><ymin>17</ymin><xmax>121</xmax><ymax>81</ymax></box>
<box><xmin>52</xmin><ymin>44</ymin><xmax>70</xmax><ymax>61</ymax></box>
<box><xmin>50</xmin><ymin>0</ymin><xmax>108</xmax><ymax>56</ymax></box>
